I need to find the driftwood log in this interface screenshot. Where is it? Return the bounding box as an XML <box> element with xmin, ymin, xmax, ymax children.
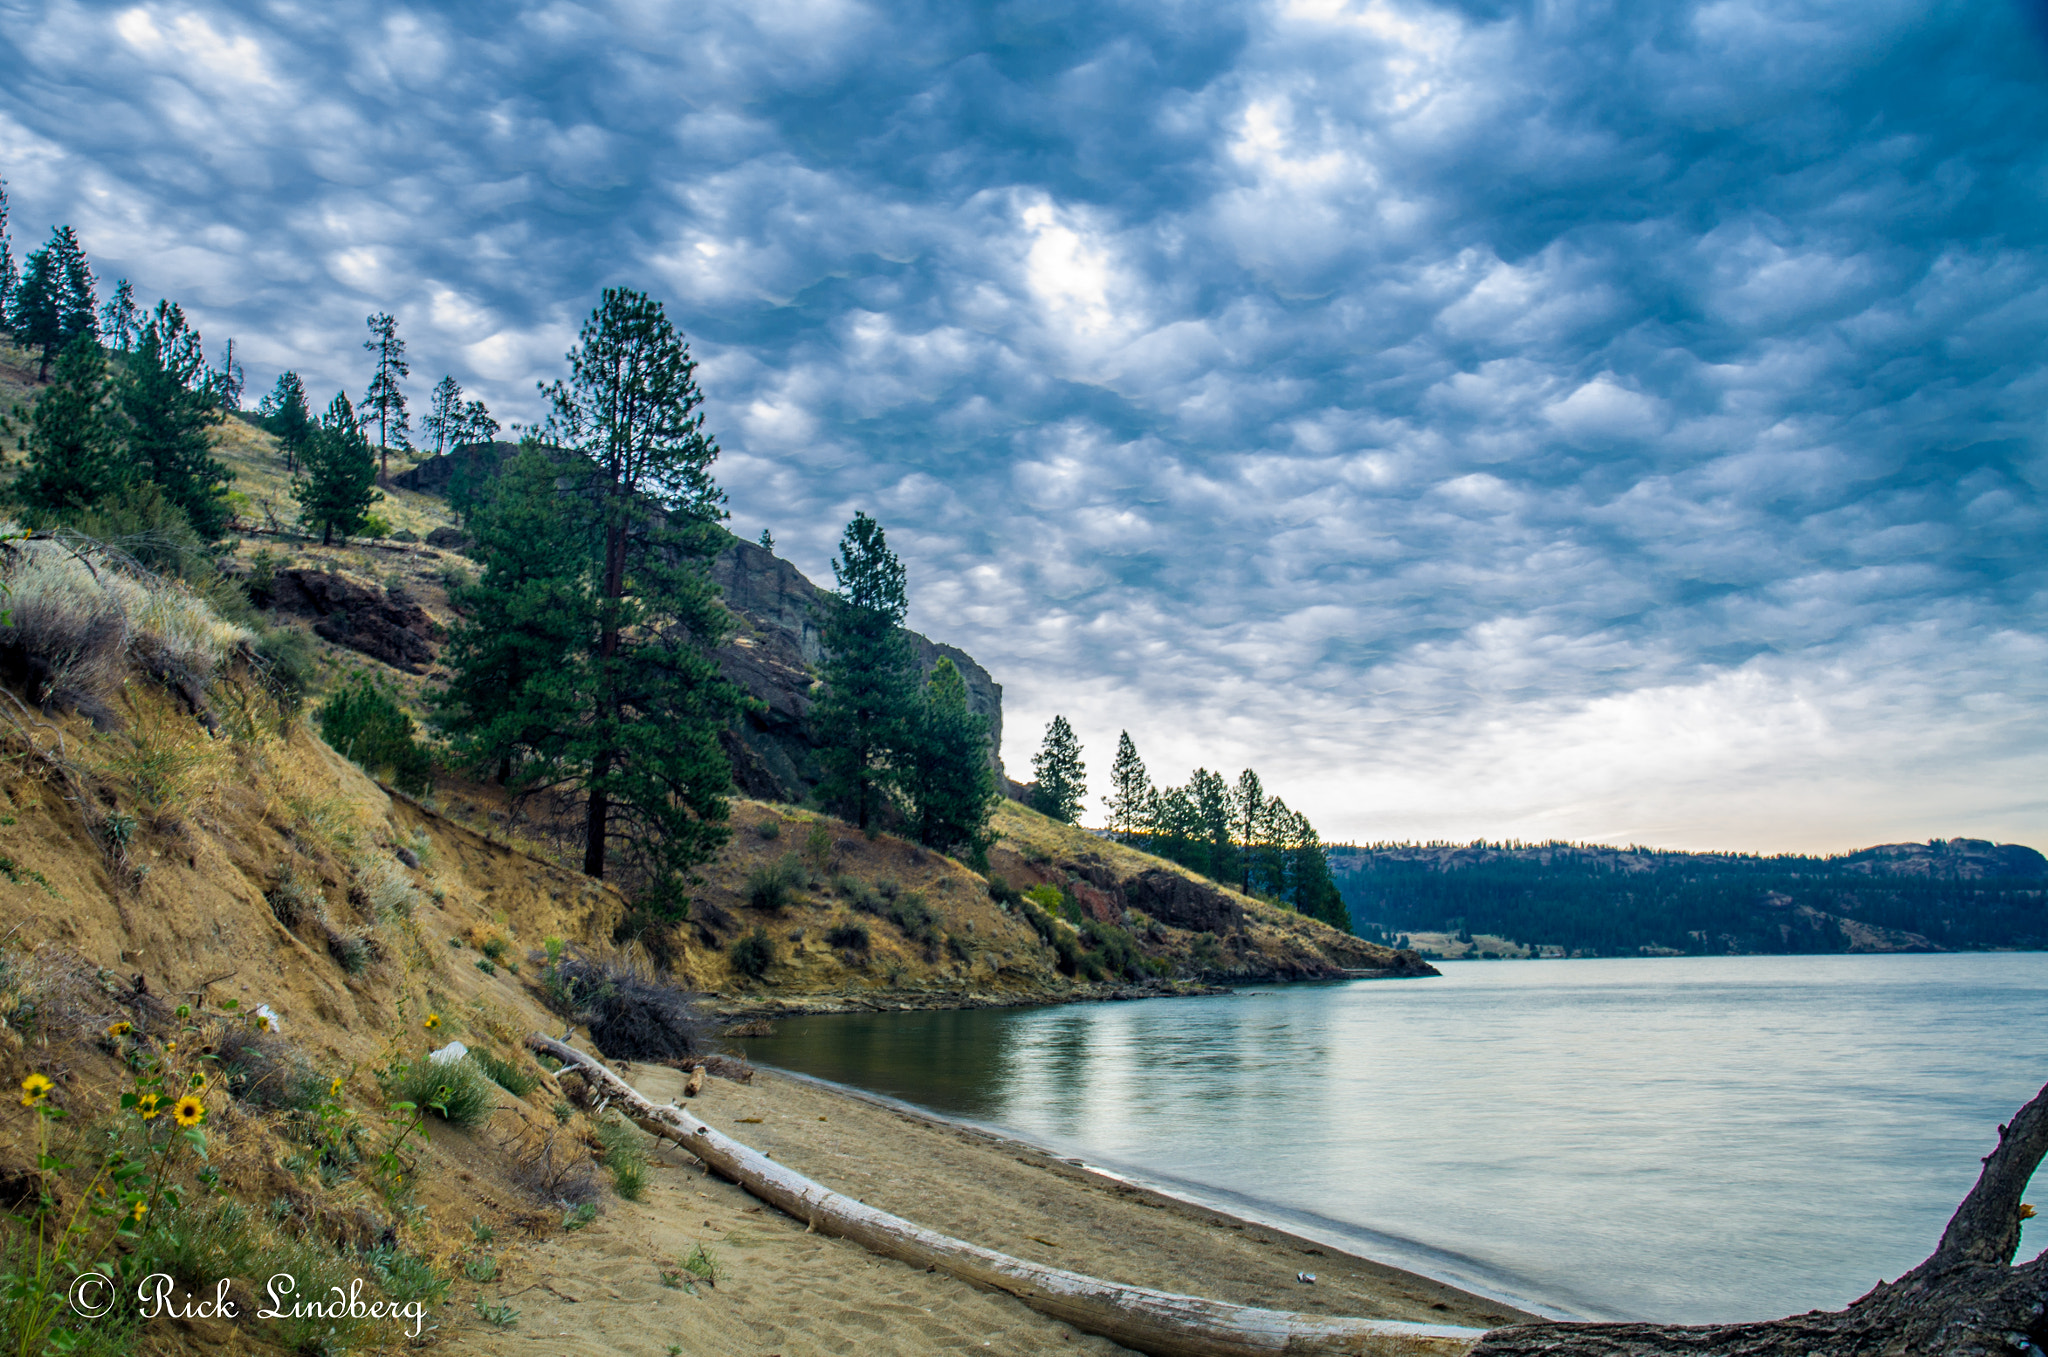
<box><xmin>1473</xmin><ymin>1079</ymin><xmax>2048</xmax><ymax>1357</ymax></box>
<box><xmin>527</xmin><ymin>1032</ymin><xmax>1485</xmax><ymax>1357</ymax></box>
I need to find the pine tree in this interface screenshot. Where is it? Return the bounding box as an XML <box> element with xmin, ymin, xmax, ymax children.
<box><xmin>1232</xmin><ymin>768</ymin><xmax>1266</xmax><ymax>894</ymax></box>
<box><xmin>1105</xmin><ymin>731</ymin><xmax>1151</xmax><ymax>841</ymax></box>
<box><xmin>213</xmin><ymin>337</ymin><xmax>244</xmax><ymax>412</ymax></box>
<box><xmin>757</xmin><ymin>528</ymin><xmax>774</xmax><ymax>551</ymax></box>
<box><xmin>16</xmin><ymin>332</ymin><xmax>126</xmax><ymax>513</ymax></box>
<box><xmin>0</xmin><ymin>182</ymin><xmax>17</xmax><ymax>330</ymax></box>
<box><xmin>1188</xmin><ymin>767</ymin><xmax>1233</xmax><ymax>881</ymax></box>
<box><xmin>99</xmin><ymin>279</ymin><xmax>139</xmax><ymax>351</ymax></box>
<box><xmin>902</xmin><ymin>656</ymin><xmax>996</xmax><ymax>865</ymax></box>
<box><xmin>124</xmin><ymin>301</ymin><xmax>232</xmax><ymax>539</ymax></box>
<box><xmin>361</xmin><ymin>312</ymin><xmax>410</xmax><ymax>479</ymax></box>
<box><xmin>1030</xmin><ymin>715</ymin><xmax>1087</xmax><ymax>823</ymax></box>
<box><xmin>539</xmin><ymin>287</ymin><xmax>743</xmax><ymax>885</ymax></box>
<box><xmin>258</xmin><ymin>371</ymin><xmax>313</xmax><ymax>472</ymax></box>
<box><xmin>459</xmin><ymin>398</ymin><xmax>498</xmax><ymax>447</ymax></box>
<box><xmin>16</xmin><ymin>227</ymin><xmax>98</xmax><ymax>380</ymax></box>
<box><xmin>295</xmin><ymin>391</ymin><xmax>380</xmax><ymax>545</ymax></box>
<box><xmin>433</xmin><ymin>444</ymin><xmax>591</xmax><ymax>785</ymax></box>
<box><xmin>813</xmin><ymin>511</ymin><xmax>918</xmax><ymax>832</ymax></box>
<box><xmin>423</xmin><ymin>374</ymin><xmax>461</xmax><ymax>456</ymax></box>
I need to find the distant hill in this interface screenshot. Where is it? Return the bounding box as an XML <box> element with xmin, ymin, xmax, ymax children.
<box><xmin>1327</xmin><ymin>837</ymin><xmax>2048</xmax><ymax>956</ymax></box>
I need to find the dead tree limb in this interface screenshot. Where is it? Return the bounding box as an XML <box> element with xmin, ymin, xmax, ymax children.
<box><xmin>528</xmin><ymin>1031</ymin><xmax>1485</xmax><ymax>1357</ymax></box>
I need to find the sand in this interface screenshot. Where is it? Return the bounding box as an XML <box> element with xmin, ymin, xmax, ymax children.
<box><xmin>441</xmin><ymin>1064</ymin><xmax>1532</xmax><ymax>1356</ymax></box>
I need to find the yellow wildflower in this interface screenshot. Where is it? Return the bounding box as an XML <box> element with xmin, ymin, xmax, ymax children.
<box><xmin>135</xmin><ymin>1092</ymin><xmax>162</xmax><ymax>1121</ymax></box>
<box><xmin>130</xmin><ymin>1200</ymin><xmax>147</xmax><ymax>1224</ymax></box>
<box><xmin>329</xmin><ymin>1076</ymin><xmax>345</xmax><ymax>1097</ymax></box>
<box><xmin>107</xmin><ymin>1021</ymin><xmax>132</xmax><ymax>1038</ymax></box>
<box><xmin>20</xmin><ymin>1073</ymin><xmax>53</xmax><ymax>1107</ymax></box>
<box><xmin>172</xmin><ymin>1095</ymin><xmax>205</xmax><ymax>1128</ymax></box>
<box><xmin>423</xmin><ymin>1014</ymin><xmax>441</xmax><ymax>1031</ymax></box>
<box><xmin>187</xmin><ymin>1072</ymin><xmax>208</xmax><ymax>1092</ymax></box>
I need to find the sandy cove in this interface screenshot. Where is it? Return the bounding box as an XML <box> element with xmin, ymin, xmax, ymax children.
<box><xmin>443</xmin><ymin>1063</ymin><xmax>1533</xmax><ymax>1356</ymax></box>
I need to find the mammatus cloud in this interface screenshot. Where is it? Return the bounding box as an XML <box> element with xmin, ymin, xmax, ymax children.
<box><xmin>4</xmin><ymin>0</ymin><xmax>2044</xmax><ymax>851</ymax></box>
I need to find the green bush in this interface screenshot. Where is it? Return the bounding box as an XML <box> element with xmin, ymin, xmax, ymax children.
<box><xmin>1081</xmin><ymin>919</ymin><xmax>1145</xmax><ymax>981</ymax></box>
<box><xmin>595</xmin><ymin>1114</ymin><xmax>648</xmax><ymax>1202</ymax></box>
<box><xmin>471</xmin><ymin>1048</ymin><xmax>537</xmax><ymax>1097</ymax></box>
<box><xmin>138</xmin><ymin>1200</ymin><xmax>257</xmax><ymax>1290</ymax></box>
<box><xmin>366</xmin><ymin>1244</ymin><xmax>449</xmax><ymax>1305</ymax></box>
<box><xmin>887</xmin><ymin>892</ymin><xmax>939</xmax><ymax>945</ymax></box>
<box><xmin>393</xmin><ymin>1054</ymin><xmax>499</xmax><ymax>1129</ymax></box>
<box><xmin>729</xmin><ymin>926</ymin><xmax>775</xmax><ymax>980</ymax></box>
<box><xmin>824</xmin><ymin>921</ymin><xmax>870</xmax><ymax>953</ymax></box>
<box><xmin>317</xmin><ymin>674</ymin><xmax>434</xmax><ymax>794</ymax></box>
<box><xmin>745</xmin><ymin>855</ymin><xmax>803</xmax><ymax>911</ymax></box>
<box><xmin>755</xmin><ymin>819</ymin><xmax>781</xmax><ymax>840</ymax></box>
<box><xmin>985</xmin><ymin>874</ymin><xmax>1018</xmax><ymax>906</ymax></box>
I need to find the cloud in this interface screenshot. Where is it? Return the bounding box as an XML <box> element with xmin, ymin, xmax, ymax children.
<box><xmin>3</xmin><ymin>0</ymin><xmax>2045</xmax><ymax>851</ymax></box>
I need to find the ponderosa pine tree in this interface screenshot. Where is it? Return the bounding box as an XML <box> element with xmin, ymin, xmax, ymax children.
<box><xmin>433</xmin><ymin>443</ymin><xmax>590</xmax><ymax>785</ymax></box>
<box><xmin>125</xmin><ymin>301</ymin><xmax>231</xmax><ymax>539</ymax></box>
<box><xmin>539</xmin><ymin>287</ymin><xmax>743</xmax><ymax>885</ymax></box>
<box><xmin>902</xmin><ymin>656</ymin><xmax>996</xmax><ymax>865</ymax></box>
<box><xmin>458</xmin><ymin>397</ymin><xmax>499</xmax><ymax>447</ymax></box>
<box><xmin>1030</xmin><ymin>715</ymin><xmax>1087</xmax><ymax>823</ymax></box>
<box><xmin>1231</xmin><ymin>767</ymin><xmax>1266</xmax><ymax>894</ymax></box>
<box><xmin>15</xmin><ymin>227</ymin><xmax>98</xmax><ymax>380</ymax></box>
<box><xmin>259</xmin><ymin>371</ymin><xmax>313</xmax><ymax>472</ymax></box>
<box><xmin>0</xmin><ymin>182</ymin><xmax>13</xmax><ymax>327</ymax></box>
<box><xmin>16</xmin><ymin>332</ymin><xmax>125</xmax><ymax>514</ymax></box>
<box><xmin>1105</xmin><ymin>731</ymin><xmax>1150</xmax><ymax>841</ymax></box>
<box><xmin>362</xmin><ymin>312</ymin><xmax>410</xmax><ymax>479</ymax></box>
<box><xmin>99</xmin><ymin>279</ymin><xmax>139</xmax><ymax>351</ymax></box>
<box><xmin>1188</xmin><ymin>766</ymin><xmax>1233</xmax><ymax>880</ymax></box>
<box><xmin>814</xmin><ymin>511</ymin><xmax>918</xmax><ymax>832</ymax></box>
<box><xmin>423</xmin><ymin>374</ymin><xmax>461</xmax><ymax>456</ymax></box>
<box><xmin>295</xmin><ymin>391</ymin><xmax>379</xmax><ymax>545</ymax></box>
<box><xmin>213</xmin><ymin>337</ymin><xmax>244</xmax><ymax>412</ymax></box>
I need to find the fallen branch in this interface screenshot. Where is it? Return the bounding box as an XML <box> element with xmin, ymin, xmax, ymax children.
<box><xmin>528</xmin><ymin>1031</ymin><xmax>1484</xmax><ymax>1357</ymax></box>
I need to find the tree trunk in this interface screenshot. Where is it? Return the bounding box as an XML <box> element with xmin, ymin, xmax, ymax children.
<box><xmin>527</xmin><ymin>1032</ymin><xmax>1484</xmax><ymax>1357</ymax></box>
<box><xmin>582</xmin><ymin>768</ymin><xmax>608</xmax><ymax>878</ymax></box>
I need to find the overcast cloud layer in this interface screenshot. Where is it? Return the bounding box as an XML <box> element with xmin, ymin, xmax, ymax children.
<box><xmin>4</xmin><ymin>0</ymin><xmax>2045</xmax><ymax>851</ymax></box>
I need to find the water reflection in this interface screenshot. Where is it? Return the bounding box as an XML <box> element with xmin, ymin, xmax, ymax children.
<box><xmin>740</xmin><ymin>956</ymin><xmax>2048</xmax><ymax>1324</ymax></box>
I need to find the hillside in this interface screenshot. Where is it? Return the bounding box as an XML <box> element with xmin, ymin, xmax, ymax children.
<box><xmin>1330</xmin><ymin>838</ymin><xmax>2048</xmax><ymax>957</ymax></box>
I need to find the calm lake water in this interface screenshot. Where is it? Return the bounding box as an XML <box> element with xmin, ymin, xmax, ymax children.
<box><xmin>741</xmin><ymin>953</ymin><xmax>2047</xmax><ymax>1324</ymax></box>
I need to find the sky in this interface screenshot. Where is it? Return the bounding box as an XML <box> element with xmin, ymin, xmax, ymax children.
<box><xmin>3</xmin><ymin>0</ymin><xmax>2046</xmax><ymax>853</ymax></box>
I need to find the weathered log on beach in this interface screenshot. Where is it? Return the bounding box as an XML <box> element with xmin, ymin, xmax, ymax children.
<box><xmin>527</xmin><ymin>1031</ymin><xmax>1486</xmax><ymax>1357</ymax></box>
<box><xmin>1472</xmin><ymin>1079</ymin><xmax>2048</xmax><ymax>1357</ymax></box>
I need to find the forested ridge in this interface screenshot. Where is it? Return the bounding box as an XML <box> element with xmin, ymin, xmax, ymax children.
<box><xmin>1329</xmin><ymin>837</ymin><xmax>2048</xmax><ymax>955</ymax></box>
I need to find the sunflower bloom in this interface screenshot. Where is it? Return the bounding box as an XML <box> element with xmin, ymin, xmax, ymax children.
<box><xmin>187</xmin><ymin>1072</ymin><xmax>208</xmax><ymax>1091</ymax></box>
<box><xmin>20</xmin><ymin>1073</ymin><xmax>53</xmax><ymax>1107</ymax></box>
<box><xmin>423</xmin><ymin>1014</ymin><xmax>441</xmax><ymax>1031</ymax></box>
<box><xmin>172</xmin><ymin>1095</ymin><xmax>205</xmax><ymax>1128</ymax></box>
<box><xmin>135</xmin><ymin>1092</ymin><xmax>162</xmax><ymax>1121</ymax></box>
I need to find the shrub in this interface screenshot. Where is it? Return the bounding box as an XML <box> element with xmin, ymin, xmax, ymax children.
<box><xmin>266</xmin><ymin>863</ymin><xmax>323</xmax><ymax>929</ymax></box>
<box><xmin>824</xmin><ymin>921</ymin><xmax>870</xmax><ymax>953</ymax></box>
<box><xmin>393</xmin><ymin>1054</ymin><xmax>498</xmax><ymax>1129</ymax></box>
<box><xmin>595</xmin><ymin>1114</ymin><xmax>648</xmax><ymax>1202</ymax></box>
<box><xmin>472</xmin><ymin>1048</ymin><xmax>537</xmax><ymax>1097</ymax></box>
<box><xmin>138</xmin><ymin>1200</ymin><xmax>257</xmax><ymax>1290</ymax></box>
<box><xmin>755</xmin><ymin>819</ymin><xmax>780</xmax><ymax>840</ymax></box>
<box><xmin>316</xmin><ymin>673</ymin><xmax>434</xmax><ymax>794</ymax></box>
<box><xmin>545</xmin><ymin>951</ymin><xmax>710</xmax><ymax>1061</ymax></box>
<box><xmin>887</xmin><ymin>892</ymin><xmax>939</xmax><ymax>946</ymax></box>
<box><xmin>803</xmin><ymin>822</ymin><xmax>833</xmax><ymax>871</ymax></box>
<box><xmin>366</xmin><ymin>1245</ymin><xmax>449</xmax><ymax>1305</ymax></box>
<box><xmin>1081</xmin><ymin>919</ymin><xmax>1146</xmax><ymax>981</ymax></box>
<box><xmin>250</xmin><ymin>622</ymin><xmax>314</xmax><ymax>712</ymax></box>
<box><xmin>986</xmin><ymin>874</ymin><xmax>1018</xmax><ymax>907</ymax></box>
<box><xmin>215</xmin><ymin>1023</ymin><xmax>325</xmax><ymax>1111</ymax></box>
<box><xmin>946</xmin><ymin>932</ymin><xmax>972</xmax><ymax>964</ymax></box>
<box><xmin>729</xmin><ymin>927</ymin><xmax>775</xmax><ymax>981</ymax></box>
<box><xmin>745</xmin><ymin>855</ymin><xmax>802</xmax><ymax>911</ymax></box>
<box><xmin>355</xmin><ymin>854</ymin><xmax>419</xmax><ymax>920</ymax></box>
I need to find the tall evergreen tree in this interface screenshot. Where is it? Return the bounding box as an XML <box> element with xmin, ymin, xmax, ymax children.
<box><xmin>538</xmin><ymin>287</ymin><xmax>742</xmax><ymax>884</ymax></box>
<box><xmin>813</xmin><ymin>511</ymin><xmax>918</xmax><ymax>832</ymax></box>
<box><xmin>1105</xmin><ymin>730</ymin><xmax>1151</xmax><ymax>841</ymax></box>
<box><xmin>213</xmin><ymin>337</ymin><xmax>245</xmax><ymax>412</ymax></box>
<box><xmin>99</xmin><ymin>279</ymin><xmax>139</xmax><ymax>351</ymax></box>
<box><xmin>423</xmin><ymin>374</ymin><xmax>461</xmax><ymax>456</ymax></box>
<box><xmin>0</xmin><ymin>182</ymin><xmax>17</xmax><ymax>329</ymax></box>
<box><xmin>125</xmin><ymin>301</ymin><xmax>231</xmax><ymax>539</ymax></box>
<box><xmin>15</xmin><ymin>332</ymin><xmax>126</xmax><ymax>513</ymax></box>
<box><xmin>295</xmin><ymin>391</ymin><xmax>380</xmax><ymax>545</ymax></box>
<box><xmin>902</xmin><ymin>656</ymin><xmax>996</xmax><ymax>865</ymax></box>
<box><xmin>459</xmin><ymin>397</ymin><xmax>499</xmax><ymax>446</ymax></box>
<box><xmin>1231</xmin><ymin>767</ymin><xmax>1266</xmax><ymax>894</ymax></box>
<box><xmin>258</xmin><ymin>371</ymin><xmax>313</xmax><ymax>472</ymax></box>
<box><xmin>361</xmin><ymin>311</ymin><xmax>410</xmax><ymax>478</ymax></box>
<box><xmin>1188</xmin><ymin>767</ymin><xmax>1233</xmax><ymax>881</ymax></box>
<box><xmin>16</xmin><ymin>227</ymin><xmax>98</xmax><ymax>380</ymax></box>
<box><xmin>1030</xmin><ymin>715</ymin><xmax>1087</xmax><ymax>823</ymax></box>
<box><xmin>433</xmin><ymin>444</ymin><xmax>591</xmax><ymax>785</ymax></box>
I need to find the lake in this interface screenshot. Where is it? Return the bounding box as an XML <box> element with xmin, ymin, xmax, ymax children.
<box><xmin>740</xmin><ymin>953</ymin><xmax>2048</xmax><ymax>1323</ymax></box>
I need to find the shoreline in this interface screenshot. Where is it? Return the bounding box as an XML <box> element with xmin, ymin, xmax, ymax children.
<box><xmin>446</xmin><ymin>1060</ymin><xmax>1535</xmax><ymax>1355</ymax></box>
<box><xmin>755</xmin><ymin>1062</ymin><xmax>1583</xmax><ymax>1323</ymax></box>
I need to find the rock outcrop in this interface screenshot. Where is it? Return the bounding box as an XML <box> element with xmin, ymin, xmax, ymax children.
<box><xmin>273</xmin><ymin>568</ymin><xmax>441</xmax><ymax>673</ymax></box>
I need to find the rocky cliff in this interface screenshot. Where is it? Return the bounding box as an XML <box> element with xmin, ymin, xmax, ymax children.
<box><xmin>389</xmin><ymin>445</ymin><xmax>1005</xmax><ymax>805</ymax></box>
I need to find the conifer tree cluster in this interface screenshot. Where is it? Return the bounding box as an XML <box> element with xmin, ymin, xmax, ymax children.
<box><xmin>1037</xmin><ymin>723</ymin><xmax>1352</xmax><ymax>933</ymax></box>
<box><xmin>811</xmin><ymin>512</ymin><xmax>998</xmax><ymax>865</ymax></box>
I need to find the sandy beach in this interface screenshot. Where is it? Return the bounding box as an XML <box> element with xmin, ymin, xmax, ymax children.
<box><xmin>443</xmin><ymin>1063</ymin><xmax>1533</xmax><ymax>1356</ymax></box>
